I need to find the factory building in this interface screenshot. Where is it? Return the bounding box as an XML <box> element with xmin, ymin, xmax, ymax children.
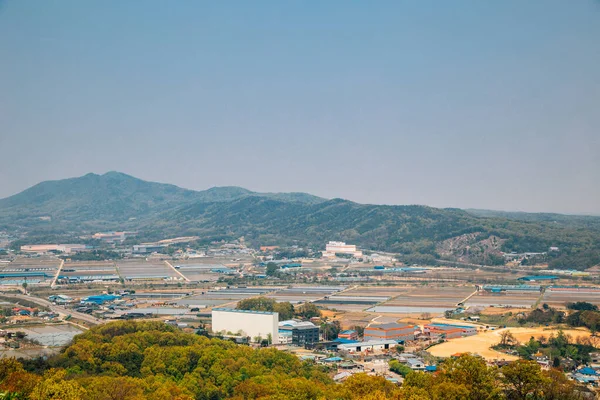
<box><xmin>337</xmin><ymin>339</ymin><xmax>397</xmax><ymax>353</ymax></box>
<box><xmin>480</xmin><ymin>285</ymin><xmax>541</xmax><ymax>293</ymax></box>
<box><xmin>364</xmin><ymin>323</ymin><xmax>415</xmax><ymax>342</ymax></box>
<box><xmin>92</xmin><ymin>231</ymin><xmax>136</xmax><ymax>243</ymax></box>
<box><xmin>279</xmin><ymin>320</ymin><xmax>320</xmax><ymax>346</ymax></box>
<box><xmin>132</xmin><ymin>244</ymin><xmax>166</xmax><ymax>254</ymax></box>
<box><xmin>322</xmin><ymin>241</ymin><xmax>363</xmax><ymax>259</ymax></box>
<box><xmin>81</xmin><ymin>294</ymin><xmax>121</xmax><ymax>305</ymax></box>
<box><xmin>517</xmin><ymin>275</ymin><xmax>559</xmax><ymax>282</ymax></box>
<box><xmin>212</xmin><ymin>308</ymin><xmax>279</xmax><ymax>344</ymax></box>
<box><xmin>20</xmin><ymin>244</ymin><xmax>87</xmax><ymax>254</ymax></box>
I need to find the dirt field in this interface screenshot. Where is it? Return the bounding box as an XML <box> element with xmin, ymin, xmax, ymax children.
<box><xmin>428</xmin><ymin>327</ymin><xmax>591</xmax><ymax>361</ymax></box>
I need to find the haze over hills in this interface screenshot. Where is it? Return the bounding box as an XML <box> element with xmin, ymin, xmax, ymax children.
<box><xmin>1</xmin><ymin>172</ymin><xmax>599</xmax><ymax>270</ymax></box>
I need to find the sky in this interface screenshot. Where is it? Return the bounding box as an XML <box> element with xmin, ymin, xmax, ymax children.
<box><xmin>1</xmin><ymin>1</ymin><xmax>599</xmax><ymax>214</ymax></box>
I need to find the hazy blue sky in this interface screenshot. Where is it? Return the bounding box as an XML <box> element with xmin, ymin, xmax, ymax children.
<box><xmin>1</xmin><ymin>1</ymin><xmax>599</xmax><ymax>214</ymax></box>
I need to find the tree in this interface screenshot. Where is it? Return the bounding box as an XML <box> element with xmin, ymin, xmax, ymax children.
<box><xmin>273</xmin><ymin>302</ymin><xmax>294</xmax><ymax>321</ymax></box>
<box><xmin>499</xmin><ymin>331</ymin><xmax>517</xmax><ymax>347</ymax></box>
<box><xmin>388</xmin><ymin>360</ymin><xmax>412</xmax><ymax>377</ymax></box>
<box><xmin>353</xmin><ymin>325</ymin><xmax>365</xmax><ymax>338</ymax></box>
<box><xmin>266</xmin><ymin>262</ymin><xmax>278</xmax><ymax>276</ymax></box>
<box><xmin>321</xmin><ymin>320</ymin><xmax>341</xmax><ymax>340</ymax></box>
<box><xmin>540</xmin><ymin>369</ymin><xmax>582</xmax><ymax>400</ymax></box>
<box><xmin>566</xmin><ymin>302</ymin><xmax>598</xmax><ymax>311</ymax></box>
<box><xmin>30</xmin><ymin>369</ymin><xmax>86</xmax><ymax>400</ymax></box>
<box><xmin>436</xmin><ymin>354</ymin><xmax>501</xmax><ymax>400</ymax></box>
<box><xmin>500</xmin><ymin>360</ymin><xmax>547</xmax><ymax>400</ymax></box>
<box><xmin>297</xmin><ymin>303</ymin><xmax>321</xmax><ymax>319</ymax></box>
<box><xmin>403</xmin><ymin>371</ymin><xmax>433</xmax><ymax>390</ymax></box>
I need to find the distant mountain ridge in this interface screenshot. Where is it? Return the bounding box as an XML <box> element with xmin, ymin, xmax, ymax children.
<box><xmin>0</xmin><ymin>172</ymin><xmax>325</xmax><ymax>225</ymax></box>
<box><xmin>1</xmin><ymin>172</ymin><xmax>599</xmax><ymax>270</ymax></box>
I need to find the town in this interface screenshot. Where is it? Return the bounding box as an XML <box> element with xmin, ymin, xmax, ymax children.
<box><xmin>1</xmin><ymin>234</ymin><xmax>600</xmax><ymax>396</ymax></box>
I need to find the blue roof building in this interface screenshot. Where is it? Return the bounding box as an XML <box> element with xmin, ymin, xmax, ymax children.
<box><xmin>518</xmin><ymin>275</ymin><xmax>558</xmax><ymax>282</ymax></box>
<box><xmin>82</xmin><ymin>294</ymin><xmax>121</xmax><ymax>304</ymax></box>
<box><xmin>578</xmin><ymin>367</ymin><xmax>597</xmax><ymax>376</ymax></box>
<box><xmin>281</xmin><ymin>263</ymin><xmax>302</xmax><ymax>269</ymax></box>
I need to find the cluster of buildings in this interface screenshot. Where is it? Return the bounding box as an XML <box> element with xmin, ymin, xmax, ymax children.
<box><xmin>210</xmin><ymin>308</ymin><xmax>478</xmax><ymax>353</ymax></box>
<box><xmin>92</xmin><ymin>231</ymin><xmax>136</xmax><ymax>243</ymax></box>
<box><xmin>322</xmin><ymin>242</ymin><xmax>363</xmax><ymax>259</ymax></box>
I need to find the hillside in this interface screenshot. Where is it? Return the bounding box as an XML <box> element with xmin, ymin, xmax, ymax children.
<box><xmin>1</xmin><ymin>172</ymin><xmax>600</xmax><ymax>269</ymax></box>
<box><xmin>0</xmin><ymin>172</ymin><xmax>325</xmax><ymax>230</ymax></box>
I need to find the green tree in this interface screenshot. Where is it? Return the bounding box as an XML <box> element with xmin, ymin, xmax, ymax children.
<box><xmin>388</xmin><ymin>360</ymin><xmax>412</xmax><ymax>377</ymax></box>
<box><xmin>500</xmin><ymin>360</ymin><xmax>547</xmax><ymax>400</ymax></box>
<box><xmin>297</xmin><ymin>303</ymin><xmax>321</xmax><ymax>319</ymax></box>
<box><xmin>437</xmin><ymin>354</ymin><xmax>501</xmax><ymax>400</ymax></box>
<box><xmin>30</xmin><ymin>369</ymin><xmax>86</xmax><ymax>400</ymax></box>
<box><xmin>273</xmin><ymin>302</ymin><xmax>294</xmax><ymax>321</ymax></box>
<box><xmin>266</xmin><ymin>262</ymin><xmax>279</xmax><ymax>276</ymax></box>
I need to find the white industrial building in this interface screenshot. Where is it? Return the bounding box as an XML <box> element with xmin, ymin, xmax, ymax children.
<box><xmin>337</xmin><ymin>339</ymin><xmax>397</xmax><ymax>353</ymax></box>
<box><xmin>212</xmin><ymin>308</ymin><xmax>279</xmax><ymax>344</ymax></box>
<box><xmin>322</xmin><ymin>241</ymin><xmax>363</xmax><ymax>259</ymax></box>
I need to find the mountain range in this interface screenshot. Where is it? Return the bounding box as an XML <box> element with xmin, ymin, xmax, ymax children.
<box><xmin>1</xmin><ymin>172</ymin><xmax>599</xmax><ymax>270</ymax></box>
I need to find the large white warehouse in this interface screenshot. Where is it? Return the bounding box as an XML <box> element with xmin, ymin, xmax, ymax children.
<box><xmin>212</xmin><ymin>308</ymin><xmax>279</xmax><ymax>344</ymax></box>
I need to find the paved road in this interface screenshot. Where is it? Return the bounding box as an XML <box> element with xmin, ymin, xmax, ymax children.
<box><xmin>1</xmin><ymin>293</ymin><xmax>101</xmax><ymax>325</ymax></box>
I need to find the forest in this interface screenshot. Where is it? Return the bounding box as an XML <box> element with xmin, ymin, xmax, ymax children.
<box><xmin>0</xmin><ymin>321</ymin><xmax>589</xmax><ymax>399</ymax></box>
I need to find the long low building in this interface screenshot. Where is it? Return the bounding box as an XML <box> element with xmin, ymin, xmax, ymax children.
<box><xmin>212</xmin><ymin>308</ymin><xmax>279</xmax><ymax>344</ymax></box>
<box><xmin>20</xmin><ymin>244</ymin><xmax>88</xmax><ymax>254</ymax></box>
<box><xmin>364</xmin><ymin>323</ymin><xmax>415</xmax><ymax>342</ymax></box>
<box><xmin>337</xmin><ymin>339</ymin><xmax>398</xmax><ymax>353</ymax></box>
<box><xmin>480</xmin><ymin>285</ymin><xmax>541</xmax><ymax>293</ymax></box>
<box><xmin>424</xmin><ymin>323</ymin><xmax>477</xmax><ymax>338</ymax></box>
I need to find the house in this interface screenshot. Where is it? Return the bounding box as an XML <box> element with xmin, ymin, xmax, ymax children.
<box><xmin>333</xmin><ymin>371</ymin><xmax>353</xmax><ymax>382</ymax></box>
<box><xmin>406</xmin><ymin>358</ymin><xmax>426</xmax><ymax>371</ymax></box>
<box><xmin>578</xmin><ymin>367</ymin><xmax>598</xmax><ymax>376</ymax></box>
<box><xmin>364</xmin><ymin>323</ymin><xmax>415</xmax><ymax>342</ymax></box>
<box><xmin>572</xmin><ymin>373</ymin><xmax>598</xmax><ymax>385</ymax></box>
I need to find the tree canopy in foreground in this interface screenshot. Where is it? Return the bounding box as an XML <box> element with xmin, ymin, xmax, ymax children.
<box><xmin>0</xmin><ymin>321</ymin><xmax>588</xmax><ymax>399</ymax></box>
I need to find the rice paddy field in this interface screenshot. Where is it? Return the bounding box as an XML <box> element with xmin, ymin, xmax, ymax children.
<box><xmin>541</xmin><ymin>287</ymin><xmax>600</xmax><ymax>308</ymax></box>
<box><xmin>116</xmin><ymin>260</ymin><xmax>180</xmax><ymax>281</ymax></box>
<box><xmin>61</xmin><ymin>261</ymin><xmax>120</xmax><ymax>282</ymax></box>
<box><xmin>0</xmin><ymin>257</ymin><xmax>60</xmax><ymax>285</ymax></box>
<box><xmin>266</xmin><ymin>286</ymin><xmax>345</xmax><ymax>304</ymax></box>
<box><xmin>368</xmin><ymin>285</ymin><xmax>476</xmax><ymax>314</ymax></box>
<box><xmin>465</xmin><ymin>291</ymin><xmax>541</xmax><ymax>309</ymax></box>
<box><xmin>172</xmin><ymin>263</ymin><xmax>228</xmax><ymax>282</ymax></box>
<box><xmin>176</xmin><ymin>287</ymin><xmax>280</xmax><ymax>308</ymax></box>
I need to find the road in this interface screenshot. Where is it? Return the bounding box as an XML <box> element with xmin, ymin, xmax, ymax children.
<box><xmin>164</xmin><ymin>260</ymin><xmax>191</xmax><ymax>282</ymax></box>
<box><xmin>1</xmin><ymin>293</ymin><xmax>101</xmax><ymax>326</ymax></box>
<box><xmin>50</xmin><ymin>259</ymin><xmax>65</xmax><ymax>288</ymax></box>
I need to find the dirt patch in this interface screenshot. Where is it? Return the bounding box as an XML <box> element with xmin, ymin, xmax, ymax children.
<box><xmin>428</xmin><ymin>327</ymin><xmax>591</xmax><ymax>361</ymax></box>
